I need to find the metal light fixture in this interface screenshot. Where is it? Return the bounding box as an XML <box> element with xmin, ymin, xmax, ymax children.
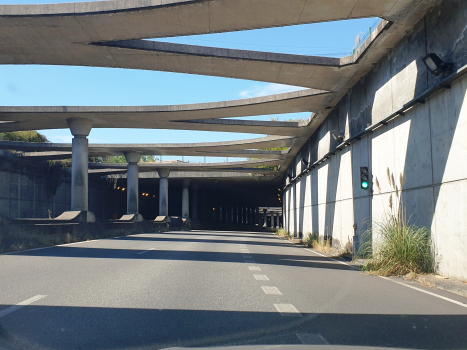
<box><xmin>331</xmin><ymin>130</ymin><xmax>344</xmax><ymax>142</ymax></box>
<box><xmin>422</xmin><ymin>53</ymin><xmax>453</xmax><ymax>76</ymax></box>
<box><xmin>300</xmin><ymin>158</ymin><xmax>309</xmax><ymax>167</ymax></box>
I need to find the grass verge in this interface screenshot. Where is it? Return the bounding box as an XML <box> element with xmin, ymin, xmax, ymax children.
<box><xmin>358</xmin><ymin>214</ymin><xmax>436</xmax><ymax>276</ymax></box>
<box><xmin>276</xmin><ymin>228</ymin><xmax>292</xmax><ymax>239</ymax></box>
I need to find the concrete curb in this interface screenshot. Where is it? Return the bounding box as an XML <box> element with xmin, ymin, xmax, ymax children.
<box><xmin>414</xmin><ymin>275</ymin><xmax>467</xmax><ymax>299</ymax></box>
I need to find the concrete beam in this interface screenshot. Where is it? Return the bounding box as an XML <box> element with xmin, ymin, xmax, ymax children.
<box><xmin>0</xmin><ymin>90</ymin><xmax>324</xmax><ymax>134</ymax></box>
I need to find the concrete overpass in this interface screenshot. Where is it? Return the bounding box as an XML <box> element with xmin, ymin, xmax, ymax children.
<box><xmin>0</xmin><ymin>0</ymin><xmax>440</xmax><ymax>225</ymax></box>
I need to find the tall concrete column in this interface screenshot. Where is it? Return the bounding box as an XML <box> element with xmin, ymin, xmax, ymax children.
<box><xmin>263</xmin><ymin>211</ymin><xmax>267</xmax><ymax>227</ymax></box>
<box><xmin>182</xmin><ymin>179</ymin><xmax>190</xmax><ymax>219</ymax></box>
<box><xmin>271</xmin><ymin>214</ymin><xmax>276</xmax><ymax>228</ymax></box>
<box><xmin>124</xmin><ymin>152</ymin><xmax>141</xmax><ymax>216</ymax></box>
<box><xmin>192</xmin><ymin>184</ymin><xmax>198</xmax><ymax>220</ymax></box>
<box><xmin>220</xmin><ymin>207</ymin><xmax>223</xmax><ymax>222</ymax></box>
<box><xmin>157</xmin><ymin>169</ymin><xmax>170</xmax><ymax>217</ymax></box>
<box><xmin>231</xmin><ymin>208</ymin><xmax>234</xmax><ymax>223</ymax></box>
<box><xmin>68</xmin><ymin>118</ymin><xmax>93</xmax><ymax>214</ymax></box>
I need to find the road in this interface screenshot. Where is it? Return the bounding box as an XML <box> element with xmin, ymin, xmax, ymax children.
<box><xmin>0</xmin><ymin>230</ymin><xmax>466</xmax><ymax>349</ymax></box>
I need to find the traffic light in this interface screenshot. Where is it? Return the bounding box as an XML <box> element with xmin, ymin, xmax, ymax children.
<box><xmin>360</xmin><ymin>167</ymin><xmax>371</xmax><ymax>191</ymax></box>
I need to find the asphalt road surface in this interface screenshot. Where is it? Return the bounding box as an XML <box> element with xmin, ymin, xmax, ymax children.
<box><xmin>1</xmin><ymin>230</ymin><xmax>466</xmax><ymax>350</ymax></box>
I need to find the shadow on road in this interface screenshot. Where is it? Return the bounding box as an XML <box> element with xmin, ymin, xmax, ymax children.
<box><xmin>0</xmin><ymin>305</ymin><xmax>466</xmax><ymax>349</ymax></box>
<box><xmin>9</xmin><ymin>247</ymin><xmax>353</xmax><ymax>271</ymax></box>
<box><xmin>113</xmin><ymin>235</ymin><xmax>293</xmax><ymax>248</ymax></box>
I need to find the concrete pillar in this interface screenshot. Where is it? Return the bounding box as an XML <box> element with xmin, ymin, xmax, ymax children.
<box><xmin>182</xmin><ymin>179</ymin><xmax>190</xmax><ymax>219</ymax></box>
<box><xmin>271</xmin><ymin>214</ymin><xmax>275</xmax><ymax>228</ymax></box>
<box><xmin>124</xmin><ymin>152</ymin><xmax>141</xmax><ymax>215</ymax></box>
<box><xmin>157</xmin><ymin>169</ymin><xmax>170</xmax><ymax>216</ymax></box>
<box><xmin>263</xmin><ymin>212</ymin><xmax>267</xmax><ymax>227</ymax></box>
<box><xmin>220</xmin><ymin>207</ymin><xmax>223</xmax><ymax>222</ymax></box>
<box><xmin>68</xmin><ymin>118</ymin><xmax>93</xmax><ymax>212</ymax></box>
<box><xmin>236</xmin><ymin>207</ymin><xmax>239</xmax><ymax>224</ymax></box>
<box><xmin>231</xmin><ymin>208</ymin><xmax>234</xmax><ymax>223</ymax></box>
<box><xmin>256</xmin><ymin>207</ymin><xmax>259</xmax><ymax>226</ymax></box>
<box><xmin>192</xmin><ymin>184</ymin><xmax>198</xmax><ymax>220</ymax></box>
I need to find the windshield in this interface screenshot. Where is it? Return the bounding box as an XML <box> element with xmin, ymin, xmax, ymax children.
<box><xmin>1</xmin><ymin>0</ymin><xmax>467</xmax><ymax>349</ymax></box>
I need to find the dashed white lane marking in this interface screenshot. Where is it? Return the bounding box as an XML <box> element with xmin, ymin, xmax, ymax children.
<box><xmin>296</xmin><ymin>332</ymin><xmax>328</xmax><ymax>345</ymax></box>
<box><xmin>379</xmin><ymin>276</ymin><xmax>467</xmax><ymax>308</ymax></box>
<box><xmin>245</xmin><ymin>259</ymin><xmax>255</xmax><ymax>263</ymax></box>
<box><xmin>242</xmin><ymin>255</ymin><xmax>252</xmax><ymax>258</ymax></box>
<box><xmin>254</xmin><ymin>274</ymin><xmax>269</xmax><ymax>281</ymax></box>
<box><xmin>274</xmin><ymin>303</ymin><xmax>301</xmax><ymax>316</ymax></box>
<box><xmin>248</xmin><ymin>266</ymin><xmax>261</xmax><ymax>271</ymax></box>
<box><xmin>0</xmin><ymin>295</ymin><xmax>47</xmax><ymax>318</ymax></box>
<box><xmin>261</xmin><ymin>286</ymin><xmax>282</xmax><ymax>295</ymax></box>
<box><xmin>137</xmin><ymin>248</ymin><xmax>155</xmax><ymax>255</ymax></box>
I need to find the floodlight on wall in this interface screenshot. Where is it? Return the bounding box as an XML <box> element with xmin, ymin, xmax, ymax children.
<box><xmin>330</xmin><ymin>130</ymin><xmax>344</xmax><ymax>142</ymax></box>
<box><xmin>422</xmin><ymin>53</ymin><xmax>453</xmax><ymax>76</ymax></box>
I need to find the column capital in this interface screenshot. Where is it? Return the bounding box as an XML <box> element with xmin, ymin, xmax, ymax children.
<box><xmin>124</xmin><ymin>151</ymin><xmax>142</xmax><ymax>164</ymax></box>
<box><xmin>182</xmin><ymin>179</ymin><xmax>191</xmax><ymax>187</ymax></box>
<box><xmin>67</xmin><ymin>118</ymin><xmax>93</xmax><ymax>137</ymax></box>
<box><xmin>157</xmin><ymin>169</ymin><xmax>170</xmax><ymax>178</ymax></box>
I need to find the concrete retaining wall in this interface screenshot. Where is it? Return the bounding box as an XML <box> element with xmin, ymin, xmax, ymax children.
<box><xmin>0</xmin><ymin>155</ymin><xmax>117</xmax><ymax>220</ymax></box>
<box><xmin>283</xmin><ymin>0</ymin><xmax>467</xmax><ymax>280</ymax></box>
<box><xmin>0</xmin><ymin>221</ymin><xmax>170</xmax><ymax>253</ymax></box>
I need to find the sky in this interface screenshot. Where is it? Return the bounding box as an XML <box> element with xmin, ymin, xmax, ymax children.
<box><xmin>0</xmin><ymin>0</ymin><xmax>379</xmax><ymax>162</ymax></box>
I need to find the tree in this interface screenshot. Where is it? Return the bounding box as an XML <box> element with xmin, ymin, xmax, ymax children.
<box><xmin>0</xmin><ymin>130</ymin><xmax>49</xmax><ymax>143</ymax></box>
<box><xmin>89</xmin><ymin>155</ymin><xmax>159</xmax><ymax>163</ymax></box>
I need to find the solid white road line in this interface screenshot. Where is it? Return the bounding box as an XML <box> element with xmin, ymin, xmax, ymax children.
<box><xmin>137</xmin><ymin>248</ymin><xmax>155</xmax><ymax>255</ymax></box>
<box><xmin>261</xmin><ymin>286</ymin><xmax>282</xmax><ymax>295</ymax></box>
<box><xmin>254</xmin><ymin>274</ymin><xmax>270</xmax><ymax>281</ymax></box>
<box><xmin>248</xmin><ymin>266</ymin><xmax>261</xmax><ymax>271</ymax></box>
<box><xmin>305</xmin><ymin>245</ymin><xmax>467</xmax><ymax>308</ymax></box>
<box><xmin>0</xmin><ymin>295</ymin><xmax>47</xmax><ymax>318</ymax></box>
<box><xmin>304</xmin><ymin>248</ymin><xmax>356</xmax><ymax>269</ymax></box>
<box><xmin>379</xmin><ymin>276</ymin><xmax>467</xmax><ymax>308</ymax></box>
<box><xmin>274</xmin><ymin>303</ymin><xmax>301</xmax><ymax>316</ymax></box>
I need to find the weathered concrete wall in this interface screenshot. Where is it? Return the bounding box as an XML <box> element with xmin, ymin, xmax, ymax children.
<box><xmin>284</xmin><ymin>0</ymin><xmax>467</xmax><ymax>280</ymax></box>
<box><xmin>0</xmin><ymin>155</ymin><xmax>115</xmax><ymax>220</ymax></box>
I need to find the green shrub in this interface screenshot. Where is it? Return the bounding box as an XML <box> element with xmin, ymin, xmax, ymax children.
<box><xmin>0</xmin><ymin>130</ymin><xmax>49</xmax><ymax>143</ymax></box>
<box><xmin>304</xmin><ymin>232</ymin><xmax>318</xmax><ymax>247</ymax></box>
<box><xmin>276</xmin><ymin>228</ymin><xmax>292</xmax><ymax>239</ymax></box>
<box><xmin>358</xmin><ymin>214</ymin><xmax>435</xmax><ymax>276</ymax></box>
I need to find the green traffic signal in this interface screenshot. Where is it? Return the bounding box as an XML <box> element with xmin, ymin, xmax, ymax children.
<box><xmin>360</xmin><ymin>167</ymin><xmax>371</xmax><ymax>191</ymax></box>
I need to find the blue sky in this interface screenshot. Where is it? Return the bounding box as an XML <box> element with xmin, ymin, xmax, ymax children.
<box><xmin>0</xmin><ymin>0</ymin><xmax>378</xmax><ymax>162</ymax></box>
